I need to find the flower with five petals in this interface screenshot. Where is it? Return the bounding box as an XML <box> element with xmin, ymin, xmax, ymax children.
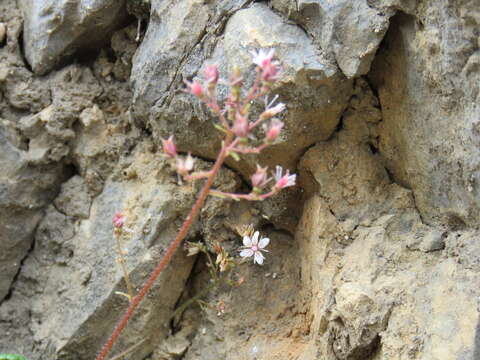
<box><xmin>240</xmin><ymin>231</ymin><xmax>270</xmax><ymax>265</ymax></box>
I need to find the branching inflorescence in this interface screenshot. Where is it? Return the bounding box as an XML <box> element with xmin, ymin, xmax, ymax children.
<box><xmin>95</xmin><ymin>49</ymin><xmax>296</xmax><ymax>360</ymax></box>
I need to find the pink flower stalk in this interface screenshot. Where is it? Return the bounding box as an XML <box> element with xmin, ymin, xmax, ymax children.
<box><xmin>113</xmin><ymin>212</ymin><xmax>126</xmax><ymax>229</ymax></box>
<box><xmin>240</xmin><ymin>231</ymin><xmax>270</xmax><ymax>265</ymax></box>
<box><xmin>176</xmin><ymin>153</ymin><xmax>195</xmax><ymax>176</ymax></box>
<box><xmin>185</xmin><ymin>80</ymin><xmax>204</xmax><ymax>98</ymax></box>
<box><xmin>251</xmin><ymin>165</ymin><xmax>270</xmax><ymax>190</ymax></box>
<box><xmin>162</xmin><ymin>135</ymin><xmax>177</xmax><ymax>158</ymax></box>
<box><xmin>266</xmin><ymin>119</ymin><xmax>284</xmax><ymax>142</ymax></box>
<box><xmin>204</xmin><ymin>64</ymin><xmax>219</xmax><ymax>84</ymax></box>
<box><xmin>273</xmin><ymin>166</ymin><xmax>296</xmax><ymax>190</ymax></box>
<box><xmin>233</xmin><ymin>112</ymin><xmax>249</xmax><ymax>137</ymax></box>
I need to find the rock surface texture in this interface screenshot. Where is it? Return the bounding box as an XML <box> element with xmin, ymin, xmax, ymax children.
<box><xmin>0</xmin><ymin>0</ymin><xmax>479</xmax><ymax>359</ymax></box>
<box><xmin>20</xmin><ymin>0</ymin><xmax>128</xmax><ymax>75</ymax></box>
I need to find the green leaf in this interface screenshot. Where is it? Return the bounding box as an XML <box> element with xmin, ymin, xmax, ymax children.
<box><xmin>0</xmin><ymin>355</ymin><xmax>27</xmax><ymax>360</ymax></box>
<box><xmin>213</xmin><ymin>123</ymin><xmax>227</xmax><ymax>133</ymax></box>
<box><xmin>228</xmin><ymin>151</ymin><xmax>240</xmax><ymax>161</ymax></box>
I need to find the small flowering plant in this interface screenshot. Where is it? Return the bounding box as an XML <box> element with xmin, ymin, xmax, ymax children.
<box><xmin>96</xmin><ymin>49</ymin><xmax>296</xmax><ymax>360</ymax></box>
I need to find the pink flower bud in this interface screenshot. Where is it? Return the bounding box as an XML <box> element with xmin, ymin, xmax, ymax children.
<box><xmin>185</xmin><ymin>80</ymin><xmax>204</xmax><ymax>97</ymax></box>
<box><xmin>162</xmin><ymin>135</ymin><xmax>177</xmax><ymax>158</ymax></box>
<box><xmin>251</xmin><ymin>49</ymin><xmax>282</xmax><ymax>82</ymax></box>
<box><xmin>204</xmin><ymin>64</ymin><xmax>219</xmax><ymax>84</ymax></box>
<box><xmin>113</xmin><ymin>212</ymin><xmax>126</xmax><ymax>229</ymax></box>
<box><xmin>273</xmin><ymin>166</ymin><xmax>296</xmax><ymax>190</ymax></box>
<box><xmin>251</xmin><ymin>165</ymin><xmax>270</xmax><ymax>189</ymax></box>
<box><xmin>266</xmin><ymin>119</ymin><xmax>284</xmax><ymax>142</ymax></box>
<box><xmin>233</xmin><ymin>112</ymin><xmax>249</xmax><ymax>137</ymax></box>
<box><xmin>261</xmin><ymin>62</ymin><xmax>281</xmax><ymax>82</ymax></box>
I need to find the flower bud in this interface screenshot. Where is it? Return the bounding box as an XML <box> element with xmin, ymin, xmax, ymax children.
<box><xmin>260</xmin><ymin>103</ymin><xmax>286</xmax><ymax>120</ymax></box>
<box><xmin>113</xmin><ymin>212</ymin><xmax>126</xmax><ymax>229</ymax></box>
<box><xmin>273</xmin><ymin>166</ymin><xmax>296</xmax><ymax>191</ymax></box>
<box><xmin>204</xmin><ymin>64</ymin><xmax>219</xmax><ymax>84</ymax></box>
<box><xmin>233</xmin><ymin>112</ymin><xmax>249</xmax><ymax>137</ymax></box>
<box><xmin>261</xmin><ymin>62</ymin><xmax>281</xmax><ymax>82</ymax></box>
<box><xmin>162</xmin><ymin>135</ymin><xmax>177</xmax><ymax>158</ymax></box>
<box><xmin>251</xmin><ymin>165</ymin><xmax>269</xmax><ymax>190</ymax></box>
<box><xmin>185</xmin><ymin>80</ymin><xmax>204</xmax><ymax>98</ymax></box>
<box><xmin>265</xmin><ymin>119</ymin><xmax>284</xmax><ymax>142</ymax></box>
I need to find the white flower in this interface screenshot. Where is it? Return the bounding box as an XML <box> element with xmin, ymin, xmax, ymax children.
<box><xmin>251</xmin><ymin>48</ymin><xmax>275</xmax><ymax>68</ymax></box>
<box><xmin>274</xmin><ymin>165</ymin><xmax>296</xmax><ymax>189</ymax></box>
<box><xmin>239</xmin><ymin>231</ymin><xmax>270</xmax><ymax>265</ymax></box>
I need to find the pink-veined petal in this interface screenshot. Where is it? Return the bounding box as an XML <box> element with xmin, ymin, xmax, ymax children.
<box><xmin>240</xmin><ymin>249</ymin><xmax>254</xmax><ymax>258</ymax></box>
<box><xmin>254</xmin><ymin>251</ymin><xmax>265</xmax><ymax>265</ymax></box>
<box><xmin>258</xmin><ymin>237</ymin><xmax>270</xmax><ymax>249</ymax></box>
<box><xmin>251</xmin><ymin>231</ymin><xmax>259</xmax><ymax>245</ymax></box>
<box><xmin>243</xmin><ymin>235</ymin><xmax>252</xmax><ymax>247</ymax></box>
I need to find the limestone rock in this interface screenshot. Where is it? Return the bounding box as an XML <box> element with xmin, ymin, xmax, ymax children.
<box><xmin>297</xmin><ymin>79</ymin><xmax>480</xmax><ymax>359</ymax></box>
<box><xmin>26</xmin><ymin>151</ymin><xmax>196</xmax><ymax>360</ymax></box>
<box><xmin>20</xmin><ymin>0</ymin><xmax>128</xmax><ymax>75</ymax></box>
<box><xmin>53</xmin><ymin>175</ymin><xmax>92</xmax><ymax>219</ymax></box>
<box><xmin>369</xmin><ymin>3</ymin><xmax>480</xmax><ymax>228</ymax></box>
<box><xmin>272</xmin><ymin>0</ymin><xmax>393</xmax><ymax>78</ymax></box>
<box><xmin>0</xmin><ymin>124</ymin><xmax>65</xmax><ymax>301</ymax></box>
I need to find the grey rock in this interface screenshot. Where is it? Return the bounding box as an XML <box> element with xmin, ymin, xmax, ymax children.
<box><xmin>369</xmin><ymin>3</ymin><xmax>480</xmax><ymax>228</ymax></box>
<box><xmin>26</xmin><ymin>151</ymin><xmax>196</xmax><ymax>360</ymax></box>
<box><xmin>419</xmin><ymin>230</ymin><xmax>445</xmax><ymax>252</ymax></box>
<box><xmin>406</xmin><ymin>228</ymin><xmax>446</xmax><ymax>253</ymax></box>
<box><xmin>3</xmin><ymin>67</ymin><xmax>52</xmax><ymax>112</ymax></box>
<box><xmin>272</xmin><ymin>0</ymin><xmax>392</xmax><ymax>78</ymax></box>
<box><xmin>0</xmin><ymin>124</ymin><xmax>65</xmax><ymax>301</ymax></box>
<box><xmin>20</xmin><ymin>0</ymin><xmax>128</xmax><ymax>75</ymax></box>
<box><xmin>297</xmin><ymin>78</ymin><xmax>480</xmax><ymax>359</ymax></box>
<box><xmin>53</xmin><ymin>175</ymin><xmax>92</xmax><ymax>219</ymax></box>
<box><xmin>18</xmin><ymin>106</ymin><xmax>75</xmax><ymax>164</ymax></box>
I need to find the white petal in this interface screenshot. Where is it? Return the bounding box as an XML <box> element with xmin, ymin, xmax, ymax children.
<box><xmin>286</xmin><ymin>174</ymin><xmax>296</xmax><ymax>187</ymax></box>
<box><xmin>258</xmin><ymin>237</ymin><xmax>270</xmax><ymax>249</ymax></box>
<box><xmin>254</xmin><ymin>251</ymin><xmax>265</xmax><ymax>265</ymax></box>
<box><xmin>243</xmin><ymin>235</ymin><xmax>252</xmax><ymax>247</ymax></box>
<box><xmin>275</xmin><ymin>166</ymin><xmax>283</xmax><ymax>181</ymax></box>
<box><xmin>240</xmin><ymin>249</ymin><xmax>254</xmax><ymax>258</ymax></box>
<box><xmin>251</xmin><ymin>231</ymin><xmax>259</xmax><ymax>245</ymax></box>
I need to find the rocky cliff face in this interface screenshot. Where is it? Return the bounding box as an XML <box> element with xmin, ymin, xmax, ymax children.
<box><xmin>0</xmin><ymin>1</ymin><xmax>479</xmax><ymax>359</ymax></box>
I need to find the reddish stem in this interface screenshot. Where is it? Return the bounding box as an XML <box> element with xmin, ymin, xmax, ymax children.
<box><xmin>95</xmin><ymin>132</ymin><xmax>234</xmax><ymax>360</ymax></box>
<box><xmin>230</xmin><ymin>144</ymin><xmax>268</xmax><ymax>154</ymax></box>
<box><xmin>184</xmin><ymin>170</ymin><xmax>213</xmax><ymax>181</ymax></box>
<box><xmin>242</xmin><ymin>69</ymin><xmax>262</xmax><ymax>108</ymax></box>
<box><xmin>209</xmin><ymin>189</ymin><xmax>277</xmax><ymax>201</ymax></box>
